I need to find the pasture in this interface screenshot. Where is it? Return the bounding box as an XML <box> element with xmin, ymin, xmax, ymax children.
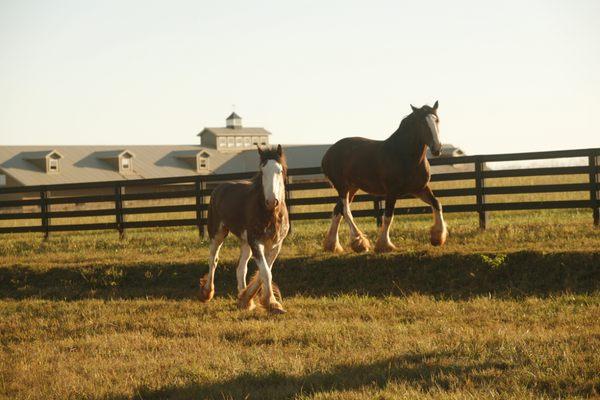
<box><xmin>1</xmin><ymin>207</ymin><xmax>599</xmax><ymax>400</ymax></box>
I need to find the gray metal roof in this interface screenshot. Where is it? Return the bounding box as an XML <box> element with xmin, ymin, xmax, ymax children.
<box><xmin>197</xmin><ymin>127</ymin><xmax>272</xmax><ymax>137</ymax></box>
<box><xmin>0</xmin><ymin>144</ymin><xmax>329</xmax><ymax>186</ymax></box>
<box><xmin>0</xmin><ymin>143</ymin><xmax>467</xmax><ymax>187</ymax></box>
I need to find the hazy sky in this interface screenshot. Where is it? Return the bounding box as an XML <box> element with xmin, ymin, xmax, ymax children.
<box><xmin>1</xmin><ymin>0</ymin><xmax>599</xmax><ymax>155</ymax></box>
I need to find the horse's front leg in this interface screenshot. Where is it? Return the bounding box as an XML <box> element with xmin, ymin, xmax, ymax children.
<box><xmin>374</xmin><ymin>195</ymin><xmax>397</xmax><ymax>253</ymax></box>
<box><xmin>415</xmin><ymin>186</ymin><xmax>448</xmax><ymax>246</ymax></box>
<box><xmin>235</xmin><ymin>242</ymin><xmax>255</xmax><ymax>310</ymax></box>
<box><xmin>239</xmin><ymin>241</ymin><xmax>285</xmax><ymax>314</ymax></box>
<box><xmin>342</xmin><ymin>191</ymin><xmax>371</xmax><ymax>253</ymax></box>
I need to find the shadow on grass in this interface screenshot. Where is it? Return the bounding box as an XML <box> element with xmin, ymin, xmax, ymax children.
<box><xmin>103</xmin><ymin>352</ymin><xmax>503</xmax><ymax>400</ymax></box>
<box><xmin>1</xmin><ymin>251</ymin><xmax>598</xmax><ymax>300</ymax></box>
<box><xmin>103</xmin><ymin>350</ymin><xmax>591</xmax><ymax>400</ymax></box>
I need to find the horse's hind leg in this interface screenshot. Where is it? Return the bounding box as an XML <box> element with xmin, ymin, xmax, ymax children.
<box><xmin>199</xmin><ymin>223</ymin><xmax>228</xmax><ymax>302</ymax></box>
<box><xmin>323</xmin><ymin>199</ymin><xmax>344</xmax><ymax>253</ymax></box>
<box><xmin>375</xmin><ymin>195</ymin><xmax>397</xmax><ymax>253</ymax></box>
<box><xmin>342</xmin><ymin>189</ymin><xmax>371</xmax><ymax>253</ymax></box>
<box><xmin>415</xmin><ymin>186</ymin><xmax>448</xmax><ymax>246</ymax></box>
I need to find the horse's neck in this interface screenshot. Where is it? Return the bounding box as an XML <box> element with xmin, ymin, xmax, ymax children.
<box><xmin>384</xmin><ymin>120</ymin><xmax>428</xmax><ymax>165</ymax></box>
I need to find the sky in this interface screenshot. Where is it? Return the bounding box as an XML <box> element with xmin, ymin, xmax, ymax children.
<box><xmin>0</xmin><ymin>0</ymin><xmax>599</xmax><ymax>155</ymax></box>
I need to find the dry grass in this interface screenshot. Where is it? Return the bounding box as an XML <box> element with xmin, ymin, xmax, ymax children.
<box><xmin>1</xmin><ymin>175</ymin><xmax>599</xmax><ymax>399</ymax></box>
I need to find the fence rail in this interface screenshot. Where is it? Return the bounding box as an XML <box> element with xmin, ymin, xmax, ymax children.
<box><xmin>1</xmin><ymin>147</ymin><xmax>599</xmax><ymax>237</ymax></box>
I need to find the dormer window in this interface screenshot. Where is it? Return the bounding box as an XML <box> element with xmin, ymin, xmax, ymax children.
<box><xmin>49</xmin><ymin>159</ymin><xmax>59</xmax><ymax>172</ymax></box>
<box><xmin>121</xmin><ymin>157</ymin><xmax>130</xmax><ymax>170</ymax></box>
<box><xmin>196</xmin><ymin>151</ymin><xmax>210</xmax><ymax>172</ymax></box>
<box><xmin>98</xmin><ymin>150</ymin><xmax>135</xmax><ymax>174</ymax></box>
<box><xmin>118</xmin><ymin>151</ymin><xmax>134</xmax><ymax>174</ymax></box>
<box><xmin>23</xmin><ymin>150</ymin><xmax>63</xmax><ymax>174</ymax></box>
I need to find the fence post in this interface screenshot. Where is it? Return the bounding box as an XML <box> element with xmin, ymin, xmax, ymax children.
<box><xmin>374</xmin><ymin>197</ymin><xmax>383</xmax><ymax>227</ymax></box>
<box><xmin>114</xmin><ymin>184</ymin><xmax>125</xmax><ymax>239</ymax></box>
<box><xmin>285</xmin><ymin>175</ymin><xmax>293</xmax><ymax>234</ymax></box>
<box><xmin>475</xmin><ymin>156</ymin><xmax>488</xmax><ymax>230</ymax></box>
<box><xmin>590</xmin><ymin>151</ymin><xmax>600</xmax><ymax>226</ymax></box>
<box><xmin>40</xmin><ymin>190</ymin><xmax>50</xmax><ymax>240</ymax></box>
<box><xmin>195</xmin><ymin>178</ymin><xmax>207</xmax><ymax>238</ymax></box>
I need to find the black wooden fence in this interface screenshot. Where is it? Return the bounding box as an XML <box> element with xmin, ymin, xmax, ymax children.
<box><xmin>0</xmin><ymin>147</ymin><xmax>598</xmax><ymax>239</ymax></box>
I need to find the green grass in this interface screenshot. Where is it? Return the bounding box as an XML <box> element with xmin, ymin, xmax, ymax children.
<box><xmin>1</xmin><ymin>208</ymin><xmax>599</xmax><ymax>399</ymax></box>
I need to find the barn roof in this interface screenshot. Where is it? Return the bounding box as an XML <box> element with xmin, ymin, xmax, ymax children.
<box><xmin>0</xmin><ymin>143</ymin><xmax>468</xmax><ymax>187</ymax></box>
<box><xmin>197</xmin><ymin>127</ymin><xmax>272</xmax><ymax>137</ymax></box>
<box><xmin>0</xmin><ymin>144</ymin><xmax>327</xmax><ymax>186</ymax></box>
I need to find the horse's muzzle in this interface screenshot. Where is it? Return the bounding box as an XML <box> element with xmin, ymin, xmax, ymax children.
<box><xmin>265</xmin><ymin>198</ymin><xmax>279</xmax><ymax>210</ymax></box>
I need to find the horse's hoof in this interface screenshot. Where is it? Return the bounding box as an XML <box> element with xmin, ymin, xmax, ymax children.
<box><xmin>324</xmin><ymin>238</ymin><xmax>344</xmax><ymax>253</ymax></box>
<box><xmin>198</xmin><ymin>274</ymin><xmax>214</xmax><ymax>302</ymax></box>
<box><xmin>350</xmin><ymin>234</ymin><xmax>371</xmax><ymax>253</ymax></box>
<box><xmin>237</xmin><ymin>297</ymin><xmax>256</xmax><ymax>311</ymax></box>
<box><xmin>267</xmin><ymin>301</ymin><xmax>286</xmax><ymax>314</ymax></box>
<box><xmin>430</xmin><ymin>226</ymin><xmax>448</xmax><ymax>246</ymax></box>
<box><xmin>269</xmin><ymin>307</ymin><xmax>287</xmax><ymax>315</ymax></box>
<box><xmin>198</xmin><ymin>286</ymin><xmax>214</xmax><ymax>302</ymax></box>
<box><xmin>374</xmin><ymin>240</ymin><xmax>397</xmax><ymax>253</ymax></box>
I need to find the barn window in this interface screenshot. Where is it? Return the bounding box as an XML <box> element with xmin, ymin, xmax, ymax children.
<box><xmin>121</xmin><ymin>157</ymin><xmax>131</xmax><ymax>170</ymax></box>
<box><xmin>218</xmin><ymin>137</ymin><xmax>226</xmax><ymax>147</ymax></box>
<box><xmin>252</xmin><ymin>136</ymin><xmax>259</xmax><ymax>145</ymax></box>
<box><xmin>260</xmin><ymin>136</ymin><xmax>267</xmax><ymax>145</ymax></box>
<box><xmin>244</xmin><ymin>137</ymin><xmax>251</xmax><ymax>147</ymax></box>
<box><xmin>227</xmin><ymin>137</ymin><xmax>235</xmax><ymax>147</ymax></box>
<box><xmin>0</xmin><ymin>175</ymin><xmax>5</xmax><ymax>186</ymax></box>
<box><xmin>236</xmin><ymin>136</ymin><xmax>243</xmax><ymax>147</ymax></box>
<box><xmin>199</xmin><ymin>158</ymin><xmax>208</xmax><ymax>169</ymax></box>
<box><xmin>48</xmin><ymin>159</ymin><xmax>59</xmax><ymax>172</ymax></box>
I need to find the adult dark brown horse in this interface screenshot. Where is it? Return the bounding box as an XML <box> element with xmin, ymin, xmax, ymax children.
<box><xmin>199</xmin><ymin>145</ymin><xmax>289</xmax><ymax>314</ymax></box>
<box><xmin>321</xmin><ymin>101</ymin><xmax>447</xmax><ymax>253</ymax></box>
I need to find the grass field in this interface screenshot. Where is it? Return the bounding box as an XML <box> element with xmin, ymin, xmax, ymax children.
<box><xmin>1</xmin><ymin>206</ymin><xmax>599</xmax><ymax>399</ymax></box>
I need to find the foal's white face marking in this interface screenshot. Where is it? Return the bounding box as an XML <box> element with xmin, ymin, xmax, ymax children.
<box><xmin>261</xmin><ymin>159</ymin><xmax>284</xmax><ymax>210</ymax></box>
<box><xmin>426</xmin><ymin>114</ymin><xmax>442</xmax><ymax>154</ymax></box>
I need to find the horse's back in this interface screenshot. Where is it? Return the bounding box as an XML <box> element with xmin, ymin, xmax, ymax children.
<box><xmin>322</xmin><ymin>137</ymin><xmax>383</xmax><ymax>192</ymax></box>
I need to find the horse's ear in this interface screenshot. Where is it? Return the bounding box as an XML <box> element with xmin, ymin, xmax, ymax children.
<box><xmin>433</xmin><ymin>100</ymin><xmax>439</xmax><ymax>110</ymax></box>
<box><xmin>410</xmin><ymin>104</ymin><xmax>419</xmax><ymax>113</ymax></box>
<box><xmin>256</xmin><ymin>144</ymin><xmax>263</xmax><ymax>155</ymax></box>
<box><xmin>276</xmin><ymin>144</ymin><xmax>283</xmax><ymax>156</ymax></box>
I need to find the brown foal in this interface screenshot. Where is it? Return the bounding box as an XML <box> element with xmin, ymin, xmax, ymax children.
<box><xmin>199</xmin><ymin>145</ymin><xmax>289</xmax><ymax>314</ymax></box>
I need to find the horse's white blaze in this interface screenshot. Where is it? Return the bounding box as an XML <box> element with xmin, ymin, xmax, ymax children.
<box><xmin>426</xmin><ymin>114</ymin><xmax>442</xmax><ymax>153</ymax></box>
<box><xmin>261</xmin><ymin>160</ymin><xmax>284</xmax><ymax>206</ymax></box>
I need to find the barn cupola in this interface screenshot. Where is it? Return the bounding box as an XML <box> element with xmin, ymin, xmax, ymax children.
<box><xmin>226</xmin><ymin>112</ymin><xmax>242</xmax><ymax>129</ymax></box>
